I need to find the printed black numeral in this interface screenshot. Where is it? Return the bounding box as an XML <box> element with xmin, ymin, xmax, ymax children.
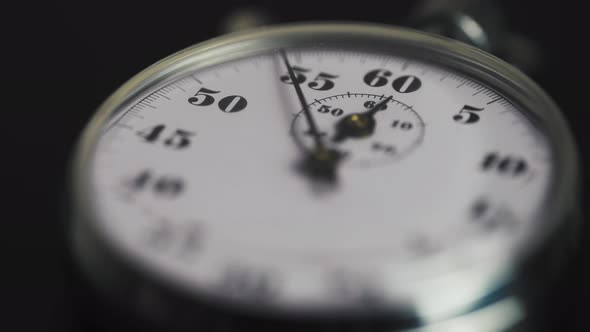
<box><xmin>363</xmin><ymin>70</ymin><xmax>422</xmax><ymax>93</ymax></box>
<box><xmin>145</xmin><ymin>219</ymin><xmax>202</xmax><ymax>257</ymax></box>
<box><xmin>363</xmin><ymin>100</ymin><xmax>388</xmax><ymax>111</ymax></box>
<box><xmin>471</xmin><ymin>198</ymin><xmax>517</xmax><ymax>230</ymax></box>
<box><xmin>280</xmin><ymin>66</ymin><xmax>309</xmax><ymax>84</ymax></box>
<box><xmin>188</xmin><ymin>87</ymin><xmax>220</xmax><ymax>106</ymax></box>
<box><xmin>317</xmin><ymin>105</ymin><xmax>344</xmax><ymax>116</ymax></box>
<box><xmin>391</xmin><ymin>120</ymin><xmax>413</xmax><ymax>130</ymax></box>
<box><xmin>218</xmin><ymin>95</ymin><xmax>247</xmax><ymax>113</ymax></box>
<box><xmin>138</xmin><ymin>124</ymin><xmax>195</xmax><ymax>149</ymax></box>
<box><xmin>127</xmin><ymin>170</ymin><xmax>184</xmax><ymax>198</ymax></box>
<box><xmin>219</xmin><ymin>265</ymin><xmax>277</xmax><ymax>300</ymax></box>
<box><xmin>453</xmin><ymin>105</ymin><xmax>485</xmax><ymax>124</ymax></box>
<box><xmin>392</xmin><ymin>75</ymin><xmax>422</xmax><ymax>93</ymax></box>
<box><xmin>481</xmin><ymin>153</ymin><xmax>528</xmax><ymax>176</ymax></box>
<box><xmin>308</xmin><ymin>72</ymin><xmax>339</xmax><ymax>90</ymax></box>
<box><xmin>372</xmin><ymin>142</ymin><xmax>396</xmax><ymax>154</ymax></box>
<box><xmin>327</xmin><ymin>270</ymin><xmax>386</xmax><ymax>307</ymax></box>
<box><xmin>281</xmin><ymin>66</ymin><xmax>338</xmax><ymax>91</ymax></box>
<box><xmin>188</xmin><ymin>87</ymin><xmax>248</xmax><ymax>113</ymax></box>
<box><xmin>363</xmin><ymin>69</ymin><xmax>392</xmax><ymax>87</ymax></box>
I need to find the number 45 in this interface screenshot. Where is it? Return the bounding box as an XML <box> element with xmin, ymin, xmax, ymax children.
<box><xmin>137</xmin><ymin>124</ymin><xmax>195</xmax><ymax>149</ymax></box>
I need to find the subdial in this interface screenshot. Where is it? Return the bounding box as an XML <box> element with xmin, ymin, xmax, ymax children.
<box><xmin>291</xmin><ymin>93</ymin><xmax>426</xmax><ymax>167</ymax></box>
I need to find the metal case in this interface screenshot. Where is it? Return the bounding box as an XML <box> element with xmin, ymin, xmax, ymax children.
<box><xmin>68</xmin><ymin>23</ymin><xmax>580</xmax><ymax>331</ymax></box>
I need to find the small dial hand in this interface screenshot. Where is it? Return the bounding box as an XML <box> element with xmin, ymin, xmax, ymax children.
<box><xmin>333</xmin><ymin>95</ymin><xmax>393</xmax><ymax>142</ymax></box>
<box><xmin>279</xmin><ymin>49</ymin><xmax>342</xmax><ymax>181</ymax></box>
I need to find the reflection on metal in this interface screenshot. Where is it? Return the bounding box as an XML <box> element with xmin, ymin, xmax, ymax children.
<box><xmin>220</xmin><ymin>7</ymin><xmax>274</xmax><ymax>34</ymax></box>
<box><xmin>455</xmin><ymin>13</ymin><xmax>489</xmax><ymax>52</ymax></box>
<box><xmin>406</xmin><ymin>297</ymin><xmax>525</xmax><ymax>332</ymax></box>
<box><xmin>410</xmin><ymin>0</ymin><xmax>541</xmax><ymax>73</ymax></box>
<box><xmin>410</xmin><ymin>0</ymin><xmax>495</xmax><ymax>53</ymax></box>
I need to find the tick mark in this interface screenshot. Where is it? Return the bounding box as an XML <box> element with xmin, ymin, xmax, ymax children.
<box><xmin>155</xmin><ymin>92</ymin><xmax>171</xmax><ymax>100</ymax></box>
<box><xmin>487</xmin><ymin>96</ymin><xmax>503</xmax><ymax>105</ymax></box>
<box><xmin>472</xmin><ymin>88</ymin><xmax>484</xmax><ymax>96</ymax></box>
<box><xmin>192</xmin><ymin>76</ymin><xmax>203</xmax><ymax>84</ymax></box>
<box><xmin>115</xmin><ymin>123</ymin><xmax>133</xmax><ymax>130</ymax></box>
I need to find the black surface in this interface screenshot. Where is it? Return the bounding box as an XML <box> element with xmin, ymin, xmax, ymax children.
<box><xmin>7</xmin><ymin>1</ymin><xmax>588</xmax><ymax>331</ymax></box>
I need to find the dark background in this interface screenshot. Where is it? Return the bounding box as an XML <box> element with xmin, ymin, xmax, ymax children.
<box><xmin>6</xmin><ymin>0</ymin><xmax>587</xmax><ymax>331</ymax></box>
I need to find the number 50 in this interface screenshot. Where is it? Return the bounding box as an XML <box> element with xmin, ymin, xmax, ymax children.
<box><xmin>188</xmin><ymin>87</ymin><xmax>248</xmax><ymax>113</ymax></box>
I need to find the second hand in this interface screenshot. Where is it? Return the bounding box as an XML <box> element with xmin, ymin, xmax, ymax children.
<box><xmin>279</xmin><ymin>49</ymin><xmax>341</xmax><ymax>180</ymax></box>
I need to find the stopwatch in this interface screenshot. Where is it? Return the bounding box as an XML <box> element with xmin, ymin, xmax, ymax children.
<box><xmin>68</xmin><ymin>23</ymin><xmax>580</xmax><ymax>331</ymax></box>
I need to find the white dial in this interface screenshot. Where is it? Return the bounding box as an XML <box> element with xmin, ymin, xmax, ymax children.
<box><xmin>86</xmin><ymin>47</ymin><xmax>553</xmax><ymax>315</ymax></box>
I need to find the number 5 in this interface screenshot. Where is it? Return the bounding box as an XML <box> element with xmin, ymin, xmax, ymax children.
<box><xmin>453</xmin><ymin>105</ymin><xmax>485</xmax><ymax>124</ymax></box>
<box><xmin>308</xmin><ymin>72</ymin><xmax>338</xmax><ymax>91</ymax></box>
<box><xmin>280</xmin><ymin>66</ymin><xmax>309</xmax><ymax>84</ymax></box>
<box><xmin>188</xmin><ymin>87</ymin><xmax>220</xmax><ymax>106</ymax></box>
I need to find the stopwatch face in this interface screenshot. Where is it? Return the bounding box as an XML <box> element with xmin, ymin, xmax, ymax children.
<box><xmin>72</xmin><ymin>25</ymin><xmax>576</xmax><ymax>320</ymax></box>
